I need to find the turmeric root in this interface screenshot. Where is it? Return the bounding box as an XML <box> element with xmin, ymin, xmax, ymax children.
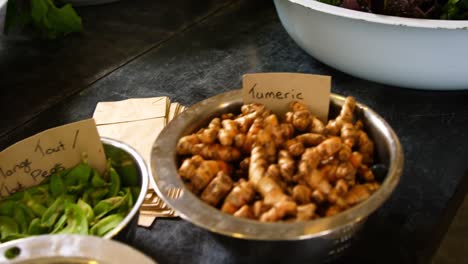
<box><xmin>252</xmin><ymin>201</ymin><xmax>270</xmax><ymax>219</ymax></box>
<box><xmin>178</xmin><ymin>155</ymin><xmax>204</xmax><ymax>180</ymax></box>
<box><xmin>233</xmin><ymin>205</ymin><xmax>255</xmax><ymax>219</ymax></box>
<box><xmin>358</xmin><ymin>164</ymin><xmax>375</xmax><ymax>182</ymax></box>
<box><xmin>221</xmin><ymin>179</ymin><xmax>255</xmax><ymax>214</ymax></box>
<box><xmin>189</xmin><ymin>159</ymin><xmax>230</xmax><ymax>194</ymax></box>
<box><xmin>259</xmin><ymin>200</ymin><xmax>297</xmax><ymax>222</ymax></box>
<box><xmin>341</xmin><ymin>123</ymin><xmax>358</xmax><ymax>147</ymax></box>
<box><xmin>326</xmin><ymin>96</ymin><xmax>356</xmax><ymax>135</ymax></box>
<box><xmin>292</xmin><ymin>185</ymin><xmax>312</xmax><ymax>205</ymax></box>
<box><xmin>357</xmin><ymin>130</ymin><xmax>374</xmax><ymax>165</ymax></box>
<box><xmin>198</xmin><ymin>144</ymin><xmax>241</xmax><ymax>162</ymax></box>
<box><xmin>265</xmin><ymin>164</ymin><xmax>287</xmax><ymax>191</ymax></box>
<box><xmin>218</xmin><ymin>119</ymin><xmax>239</xmax><ymax>146</ymax></box>
<box><xmin>176</xmin><ymin>134</ymin><xmax>201</xmax><ymax>155</ymax></box>
<box><xmin>198</xmin><ymin>118</ymin><xmax>221</xmax><ymax>144</ymax></box>
<box><xmin>201</xmin><ymin>171</ymin><xmax>234</xmax><ymax>207</ymax></box>
<box><xmin>257</xmin><ymin>176</ymin><xmax>291</xmax><ymax>205</ymax></box>
<box><xmin>344</xmin><ymin>185</ymin><xmax>372</xmax><ymax>206</ymax></box>
<box><xmin>296</xmin><ymin>203</ymin><xmax>317</xmax><ymax>221</ymax></box>
<box><xmin>278</xmin><ymin>150</ymin><xmax>295</xmax><ymax>182</ymax></box>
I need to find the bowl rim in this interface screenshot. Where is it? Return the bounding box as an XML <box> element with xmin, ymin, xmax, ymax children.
<box><xmin>151</xmin><ymin>89</ymin><xmax>404</xmax><ymax>241</ymax></box>
<box><xmin>287</xmin><ymin>0</ymin><xmax>468</xmax><ymax>29</ymax></box>
<box><xmin>0</xmin><ymin>234</ymin><xmax>155</xmax><ymax>263</ymax></box>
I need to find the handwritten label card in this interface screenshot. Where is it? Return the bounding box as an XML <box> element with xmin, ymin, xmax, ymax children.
<box><xmin>0</xmin><ymin>119</ymin><xmax>106</xmax><ymax>198</ymax></box>
<box><xmin>242</xmin><ymin>73</ymin><xmax>331</xmax><ymax>122</ymax></box>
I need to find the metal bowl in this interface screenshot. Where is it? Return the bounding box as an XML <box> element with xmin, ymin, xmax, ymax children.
<box><xmin>273</xmin><ymin>0</ymin><xmax>468</xmax><ymax>90</ymax></box>
<box><xmin>0</xmin><ymin>137</ymin><xmax>148</xmax><ymax>243</ymax></box>
<box><xmin>0</xmin><ymin>234</ymin><xmax>155</xmax><ymax>264</ymax></box>
<box><xmin>151</xmin><ymin>89</ymin><xmax>403</xmax><ymax>261</ymax></box>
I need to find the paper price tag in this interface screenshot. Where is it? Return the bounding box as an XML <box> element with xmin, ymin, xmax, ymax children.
<box><xmin>0</xmin><ymin>119</ymin><xmax>106</xmax><ymax>198</ymax></box>
<box><xmin>242</xmin><ymin>73</ymin><xmax>331</xmax><ymax>122</ymax></box>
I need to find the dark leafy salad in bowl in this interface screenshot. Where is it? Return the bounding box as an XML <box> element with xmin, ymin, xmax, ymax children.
<box><xmin>319</xmin><ymin>0</ymin><xmax>468</xmax><ymax>19</ymax></box>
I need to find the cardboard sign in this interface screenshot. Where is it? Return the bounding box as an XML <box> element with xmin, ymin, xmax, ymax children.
<box><xmin>0</xmin><ymin>119</ymin><xmax>106</xmax><ymax>198</ymax></box>
<box><xmin>93</xmin><ymin>97</ymin><xmax>169</xmax><ymax>125</ymax></box>
<box><xmin>93</xmin><ymin>97</ymin><xmax>169</xmax><ymax>176</ymax></box>
<box><xmin>242</xmin><ymin>73</ymin><xmax>331</xmax><ymax>122</ymax></box>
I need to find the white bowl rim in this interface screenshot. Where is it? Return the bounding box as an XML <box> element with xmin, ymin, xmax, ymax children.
<box><xmin>290</xmin><ymin>0</ymin><xmax>468</xmax><ymax>29</ymax></box>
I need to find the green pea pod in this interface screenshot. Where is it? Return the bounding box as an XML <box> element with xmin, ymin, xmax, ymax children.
<box><xmin>0</xmin><ymin>216</ymin><xmax>19</xmax><ymax>240</ymax></box>
<box><xmin>57</xmin><ymin>203</ymin><xmax>88</xmax><ymax>235</ymax></box>
<box><xmin>131</xmin><ymin>187</ymin><xmax>141</xmax><ymax>203</ymax></box>
<box><xmin>16</xmin><ymin>203</ymin><xmax>35</xmax><ymax>223</ymax></box>
<box><xmin>0</xmin><ymin>200</ymin><xmax>16</xmax><ymax>216</ymax></box>
<box><xmin>26</xmin><ymin>184</ymin><xmax>50</xmax><ymax>197</ymax></box>
<box><xmin>107</xmin><ymin>167</ymin><xmax>121</xmax><ymax>198</ymax></box>
<box><xmin>91</xmin><ymin>169</ymin><xmax>108</xmax><ymax>188</ymax></box>
<box><xmin>28</xmin><ymin>218</ymin><xmax>49</xmax><ymax>235</ymax></box>
<box><xmin>116</xmin><ymin>188</ymin><xmax>133</xmax><ymax>215</ymax></box>
<box><xmin>51</xmin><ymin>214</ymin><xmax>67</xmax><ymax>234</ymax></box>
<box><xmin>125</xmin><ymin>188</ymin><xmax>134</xmax><ymax>213</ymax></box>
<box><xmin>12</xmin><ymin>206</ymin><xmax>28</xmax><ymax>234</ymax></box>
<box><xmin>24</xmin><ymin>195</ymin><xmax>47</xmax><ymax>217</ymax></box>
<box><xmin>50</xmin><ymin>169</ymin><xmax>68</xmax><ymax>198</ymax></box>
<box><xmin>82</xmin><ymin>187</ymin><xmax>109</xmax><ymax>207</ymax></box>
<box><xmin>41</xmin><ymin>195</ymin><xmax>75</xmax><ymax>228</ymax></box>
<box><xmin>116</xmin><ymin>159</ymin><xmax>139</xmax><ymax>187</ymax></box>
<box><xmin>24</xmin><ymin>187</ymin><xmax>51</xmax><ymax>208</ymax></box>
<box><xmin>93</xmin><ymin>196</ymin><xmax>127</xmax><ymax>221</ymax></box>
<box><xmin>64</xmin><ymin>163</ymin><xmax>92</xmax><ymax>195</ymax></box>
<box><xmin>89</xmin><ymin>214</ymin><xmax>124</xmax><ymax>237</ymax></box>
<box><xmin>77</xmin><ymin>199</ymin><xmax>94</xmax><ymax>224</ymax></box>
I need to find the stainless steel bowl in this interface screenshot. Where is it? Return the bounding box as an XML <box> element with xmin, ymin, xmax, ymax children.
<box><xmin>273</xmin><ymin>0</ymin><xmax>468</xmax><ymax>90</ymax></box>
<box><xmin>0</xmin><ymin>137</ymin><xmax>148</xmax><ymax>243</ymax></box>
<box><xmin>0</xmin><ymin>234</ymin><xmax>155</xmax><ymax>264</ymax></box>
<box><xmin>151</xmin><ymin>89</ymin><xmax>403</xmax><ymax>262</ymax></box>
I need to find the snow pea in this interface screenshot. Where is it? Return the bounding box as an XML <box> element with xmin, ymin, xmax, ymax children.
<box><xmin>51</xmin><ymin>214</ymin><xmax>67</xmax><ymax>234</ymax></box>
<box><xmin>64</xmin><ymin>163</ymin><xmax>92</xmax><ymax>195</ymax></box>
<box><xmin>91</xmin><ymin>169</ymin><xmax>108</xmax><ymax>188</ymax></box>
<box><xmin>82</xmin><ymin>187</ymin><xmax>109</xmax><ymax>207</ymax></box>
<box><xmin>49</xmin><ymin>168</ymin><xmax>70</xmax><ymax>198</ymax></box>
<box><xmin>28</xmin><ymin>218</ymin><xmax>48</xmax><ymax>235</ymax></box>
<box><xmin>0</xmin><ymin>216</ymin><xmax>19</xmax><ymax>241</ymax></box>
<box><xmin>23</xmin><ymin>193</ymin><xmax>47</xmax><ymax>217</ymax></box>
<box><xmin>12</xmin><ymin>206</ymin><xmax>29</xmax><ymax>234</ymax></box>
<box><xmin>89</xmin><ymin>214</ymin><xmax>124</xmax><ymax>237</ymax></box>
<box><xmin>41</xmin><ymin>195</ymin><xmax>75</xmax><ymax>228</ymax></box>
<box><xmin>57</xmin><ymin>203</ymin><xmax>88</xmax><ymax>235</ymax></box>
<box><xmin>16</xmin><ymin>203</ymin><xmax>35</xmax><ymax>223</ymax></box>
<box><xmin>115</xmin><ymin>159</ymin><xmax>139</xmax><ymax>187</ymax></box>
<box><xmin>77</xmin><ymin>199</ymin><xmax>94</xmax><ymax>224</ymax></box>
<box><xmin>116</xmin><ymin>188</ymin><xmax>133</xmax><ymax>215</ymax></box>
<box><xmin>93</xmin><ymin>196</ymin><xmax>126</xmax><ymax>221</ymax></box>
<box><xmin>0</xmin><ymin>200</ymin><xmax>16</xmax><ymax>216</ymax></box>
<box><xmin>107</xmin><ymin>167</ymin><xmax>121</xmax><ymax>198</ymax></box>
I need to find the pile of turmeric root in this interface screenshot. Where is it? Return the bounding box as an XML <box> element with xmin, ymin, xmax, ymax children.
<box><xmin>176</xmin><ymin>97</ymin><xmax>381</xmax><ymax>222</ymax></box>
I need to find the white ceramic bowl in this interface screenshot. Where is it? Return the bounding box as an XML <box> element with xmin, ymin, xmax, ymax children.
<box><xmin>273</xmin><ymin>0</ymin><xmax>468</xmax><ymax>90</ymax></box>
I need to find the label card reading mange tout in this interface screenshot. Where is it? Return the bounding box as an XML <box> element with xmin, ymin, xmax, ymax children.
<box><xmin>242</xmin><ymin>73</ymin><xmax>331</xmax><ymax>122</ymax></box>
<box><xmin>0</xmin><ymin>119</ymin><xmax>106</xmax><ymax>198</ymax></box>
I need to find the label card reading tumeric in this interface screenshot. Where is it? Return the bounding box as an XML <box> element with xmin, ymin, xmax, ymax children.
<box><xmin>0</xmin><ymin>119</ymin><xmax>106</xmax><ymax>198</ymax></box>
<box><xmin>242</xmin><ymin>73</ymin><xmax>331</xmax><ymax>122</ymax></box>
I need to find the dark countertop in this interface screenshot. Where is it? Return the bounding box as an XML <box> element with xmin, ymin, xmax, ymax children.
<box><xmin>1</xmin><ymin>0</ymin><xmax>467</xmax><ymax>263</ymax></box>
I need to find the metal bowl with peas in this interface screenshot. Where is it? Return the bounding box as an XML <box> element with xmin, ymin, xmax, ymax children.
<box><xmin>0</xmin><ymin>137</ymin><xmax>149</xmax><ymax>244</ymax></box>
